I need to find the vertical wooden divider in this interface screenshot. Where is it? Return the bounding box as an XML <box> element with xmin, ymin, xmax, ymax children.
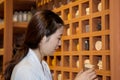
<box><xmin>3</xmin><ymin>0</ymin><xmax>13</xmax><ymax>70</ymax></box>
<box><xmin>110</xmin><ymin>0</ymin><xmax>120</xmax><ymax>80</ymax></box>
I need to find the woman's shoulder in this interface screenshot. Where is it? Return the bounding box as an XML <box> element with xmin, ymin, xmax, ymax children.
<box><xmin>13</xmin><ymin>61</ymin><xmax>33</xmax><ymax>74</ymax></box>
<box><xmin>12</xmin><ymin>56</ymin><xmax>35</xmax><ymax>75</ymax></box>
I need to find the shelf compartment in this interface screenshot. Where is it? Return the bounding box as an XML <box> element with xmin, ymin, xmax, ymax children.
<box><xmin>0</xmin><ymin>28</ymin><xmax>4</xmax><ymax>37</ymax></box>
<box><xmin>93</xmin><ymin>55</ymin><xmax>103</xmax><ymax>70</ymax></box>
<box><xmin>13</xmin><ymin>33</ymin><xmax>25</xmax><ymax>47</ymax></box>
<box><xmin>56</xmin><ymin>71</ymin><xmax>62</xmax><ymax>80</ymax></box>
<box><xmin>43</xmin><ymin>56</ymin><xmax>47</xmax><ymax>62</ymax></box>
<box><xmin>13</xmin><ymin>33</ymin><xmax>26</xmax><ymax>55</ymax></box>
<box><xmin>105</xmin><ymin>14</ymin><xmax>110</xmax><ymax>30</ymax></box>
<box><xmin>56</xmin><ymin>56</ymin><xmax>62</xmax><ymax>66</ymax></box>
<box><xmin>72</xmin><ymin>5</ymin><xmax>79</xmax><ymax>18</ymax></box>
<box><xmin>81</xmin><ymin>1</ymin><xmax>90</xmax><ymax>16</ymax></box>
<box><xmin>105</xmin><ymin>35</ymin><xmax>110</xmax><ymax>50</ymax></box>
<box><xmin>92</xmin><ymin>36</ymin><xmax>102</xmax><ymax>51</ymax></box>
<box><xmin>0</xmin><ymin>35</ymin><xmax>3</xmax><ymax>48</ymax></box>
<box><xmin>0</xmin><ymin>56</ymin><xmax>3</xmax><ymax>74</ymax></box>
<box><xmin>81</xmin><ymin>19</ymin><xmax>90</xmax><ymax>33</ymax></box>
<box><xmin>72</xmin><ymin>22</ymin><xmax>79</xmax><ymax>35</ymax></box>
<box><xmin>63</xmin><ymin>55</ymin><xmax>70</xmax><ymax>67</ymax></box>
<box><xmin>72</xmin><ymin>38</ymin><xmax>79</xmax><ymax>51</ymax></box>
<box><xmin>50</xmin><ymin>70</ymin><xmax>54</xmax><ymax>80</ymax></box>
<box><xmin>105</xmin><ymin>55</ymin><xmax>110</xmax><ymax>70</ymax></box>
<box><xmin>49</xmin><ymin>56</ymin><xmax>55</xmax><ymax>66</ymax></box>
<box><xmin>72</xmin><ymin>55</ymin><xmax>79</xmax><ymax>68</ymax></box>
<box><xmin>106</xmin><ymin>76</ymin><xmax>111</xmax><ymax>80</ymax></box>
<box><xmin>0</xmin><ymin>1</ymin><xmax>4</xmax><ymax>17</ymax></box>
<box><xmin>61</xmin><ymin>0</ymin><xmax>68</xmax><ymax>5</ymax></box>
<box><xmin>63</xmin><ymin>71</ymin><xmax>70</xmax><ymax>80</ymax></box>
<box><xmin>72</xmin><ymin>72</ymin><xmax>77</xmax><ymax>80</ymax></box>
<box><xmin>92</xmin><ymin>0</ymin><xmax>102</xmax><ymax>13</ymax></box>
<box><xmin>54</xmin><ymin>0</ymin><xmax>62</xmax><ymax>9</ymax></box>
<box><xmin>63</xmin><ymin>40</ymin><xmax>70</xmax><ymax>51</ymax></box>
<box><xmin>82</xmin><ymin>55</ymin><xmax>90</xmax><ymax>69</ymax></box>
<box><xmin>97</xmin><ymin>75</ymin><xmax>103</xmax><ymax>80</ymax></box>
<box><xmin>13</xmin><ymin>27</ymin><xmax>26</xmax><ymax>35</ymax></box>
<box><xmin>105</xmin><ymin>0</ymin><xmax>109</xmax><ymax>10</ymax></box>
<box><xmin>39</xmin><ymin>1</ymin><xmax>54</xmax><ymax>10</ymax></box>
<box><xmin>63</xmin><ymin>8</ymin><xmax>70</xmax><ymax>20</ymax></box>
<box><xmin>92</xmin><ymin>16</ymin><xmax>102</xmax><ymax>32</ymax></box>
<box><xmin>82</xmin><ymin>37</ymin><xmax>89</xmax><ymax>51</ymax></box>
<box><xmin>63</xmin><ymin>24</ymin><xmax>70</xmax><ymax>36</ymax></box>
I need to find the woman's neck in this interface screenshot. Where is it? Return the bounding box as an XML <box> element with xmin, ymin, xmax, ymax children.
<box><xmin>31</xmin><ymin>48</ymin><xmax>43</xmax><ymax>62</ymax></box>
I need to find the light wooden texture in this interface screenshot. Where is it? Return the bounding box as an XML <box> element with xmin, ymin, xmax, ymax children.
<box><xmin>3</xmin><ymin>0</ymin><xmax>13</xmax><ymax>70</ymax></box>
<box><xmin>110</xmin><ymin>0</ymin><xmax>120</xmax><ymax>80</ymax></box>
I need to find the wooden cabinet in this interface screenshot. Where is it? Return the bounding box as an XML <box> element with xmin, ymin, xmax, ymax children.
<box><xmin>37</xmin><ymin>0</ymin><xmax>112</xmax><ymax>80</ymax></box>
<box><xmin>0</xmin><ymin>0</ymin><xmax>36</xmax><ymax>78</ymax></box>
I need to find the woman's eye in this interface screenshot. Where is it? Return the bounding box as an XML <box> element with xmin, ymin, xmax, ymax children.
<box><xmin>58</xmin><ymin>38</ymin><xmax>61</xmax><ymax>40</ymax></box>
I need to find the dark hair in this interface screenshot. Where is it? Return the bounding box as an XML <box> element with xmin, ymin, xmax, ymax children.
<box><xmin>3</xmin><ymin>10</ymin><xmax>64</xmax><ymax>80</ymax></box>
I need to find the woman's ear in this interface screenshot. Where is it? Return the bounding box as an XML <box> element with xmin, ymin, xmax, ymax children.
<box><xmin>39</xmin><ymin>35</ymin><xmax>50</xmax><ymax>46</ymax></box>
<box><xmin>39</xmin><ymin>36</ymin><xmax>47</xmax><ymax>46</ymax></box>
<box><xmin>41</xmin><ymin>36</ymin><xmax>47</xmax><ymax>43</ymax></box>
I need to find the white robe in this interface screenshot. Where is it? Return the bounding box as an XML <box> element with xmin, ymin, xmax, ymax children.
<box><xmin>11</xmin><ymin>49</ymin><xmax>52</xmax><ymax>80</ymax></box>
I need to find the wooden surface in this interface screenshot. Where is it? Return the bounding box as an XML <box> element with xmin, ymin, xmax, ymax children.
<box><xmin>3</xmin><ymin>0</ymin><xmax>13</xmax><ymax>70</ymax></box>
<box><xmin>110</xmin><ymin>0</ymin><xmax>120</xmax><ymax>80</ymax></box>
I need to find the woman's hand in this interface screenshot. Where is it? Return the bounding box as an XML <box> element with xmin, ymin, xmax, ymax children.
<box><xmin>74</xmin><ymin>68</ymin><xmax>97</xmax><ymax>80</ymax></box>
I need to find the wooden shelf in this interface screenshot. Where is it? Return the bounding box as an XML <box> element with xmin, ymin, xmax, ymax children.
<box><xmin>1</xmin><ymin>0</ymin><xmax>36</xmax><ymax>73</ymax></box>
<box><xmin>38</xmin><ymin>0</ymin><xmax>111</xmax><ymax>80</ymax></box>
<box><xmin>13</xmin><ymin>22</ymin><xmax>28</xmax><ymax>34</ymax></box>
<box><xmin>13</xmin><ymin>22</ymin><xmax>28</xmax><ymax>28</ymax></box>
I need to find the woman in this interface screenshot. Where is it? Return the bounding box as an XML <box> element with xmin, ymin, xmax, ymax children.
<box><xmin>3</xmin><ymin>10</ymin><xmax>97</xmax><ymax>80</ymax></box>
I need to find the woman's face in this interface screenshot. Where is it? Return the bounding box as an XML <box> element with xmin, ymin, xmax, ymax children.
<box><xmin>39</xmin><ymin>26</ymin><xmax>63</xmax><ymax>56</ymax></box>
